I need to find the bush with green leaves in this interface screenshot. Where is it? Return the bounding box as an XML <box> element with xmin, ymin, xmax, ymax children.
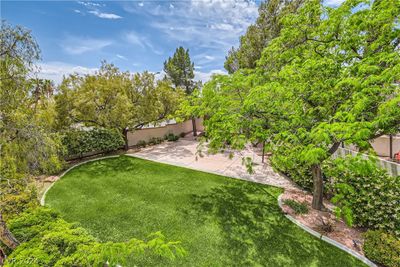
<box><xmin>269</xmin><ymin>144</ymin><xmax>313</xmax><ymax>190</ymax></box>
<box><xmin>283</xmin><ymin>199</ymin><xmax>309</xmax><ymax>215</ymax></box>
<box><xmin>61</xmin><ymin>128</ymin><xmax>124</xmax><ymax>159</ymax></box>
<box><xmin>148</xmin><ymin>137</ymin><xmax>164</xmax><ymax>146</ymax></box>
<box><xmin>166</xmin><ymin>133</ymin><xmax>179</xmax><ymax>142</ymax></box>
<box><xmin>324</xmin><ymin>156</ymin><xmax>400</xmax><ymax>237</ymax></box>
<box><xmin>363</xmin><ymin>230</ymin><xmax>400</xmax><ymax>267</ymax></box>
<box><xmin>136</xmin><ymin>140</ymin><xmax>147</xmax><ymax>148</ymax></box>
<box><xmin>5</xmin><ymin>207</ymin><xmax>185</xmax><ymax>266</ymax></box>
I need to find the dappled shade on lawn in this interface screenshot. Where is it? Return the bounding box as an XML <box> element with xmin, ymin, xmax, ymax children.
<box><xmin>46</xmin><ymin>156</ymin><xmax>365</xmax><ymax>266</ymax></box>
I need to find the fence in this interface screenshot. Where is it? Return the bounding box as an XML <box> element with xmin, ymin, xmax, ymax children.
<box><xmin>127</xmin><ymin>118</ymin><xmax>204</xmax><ymax>147</ymax></box>
<box><xmin>333</xmin><ymin>147</ymin><xmax>400</xmax><ymax>177</ymax></box>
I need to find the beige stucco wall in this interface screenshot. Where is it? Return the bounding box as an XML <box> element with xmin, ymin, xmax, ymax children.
<box><xmin>370</xmin><ymin>135</ymin><xmax>400</xmax><ymax>157</ymax></box>
<box><xmin>127</xmin><ymin>118</ymin><xmax>204</xmax><ymax>146</ymax></box>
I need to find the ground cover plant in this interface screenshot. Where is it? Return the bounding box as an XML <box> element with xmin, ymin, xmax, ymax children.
<box><xmin>45</xmin><ymin>156</ymin><xmax>365</xmax><ymax>266</ymax></box>
<box><xmin>283</xmin><ymin>199</ymin><xmax>309</xmax><ymax>215</ymax></box>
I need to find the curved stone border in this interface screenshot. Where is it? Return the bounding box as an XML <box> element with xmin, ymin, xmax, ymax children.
<box><xmin>277</xmin><ymin>194</ymin><xmax>376</xmax><ymax>267</ymax></box>
<box><xmin>40</xmin><ymin>155</ymin><xmax>120</xmax><ymax>206</ymax></box>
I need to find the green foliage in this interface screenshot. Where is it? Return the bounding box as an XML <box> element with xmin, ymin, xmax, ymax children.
<box><xmin>136</xmin><ymin>140</ymin><xmax>147</xmax><ymax>148</ymax></box>
<box><xmin>148</xmin><ymin>137</ymin><xmax>164</xmax><ymax>146</ymax></box>
<box><xmin>0</xmin><ymin>21</ymin><xmax>62</xmax><ymax>225</ymax></box>
<box><xmin>325</xmin><ymin>156</ymin><xmax>400</xmax><ymax>237</ymax></box>
<box><xmin>61</xmin><ymin>128</ymin><xmax>124</xmax><ymax>159</ymax></box>
<box><xmin>0</xmin><ymin>182</ymin><xmax>38</xmax><ymax>222</ymax></box>
<box><xmin>224</xmin><ymin>0</ymin><xmax>304</xmax><ymax>72</ymax></box>
<box><xmin>55</xmin><ymin>63</ymin><xmax>184</xmax><ymax>148</ymax></box>
<box><xmin>164</xmin><ymin>47</ymin><xmax>195</xmax><ymax>95</ymax></box>
<box><xmin>269</xmin><ymin>145</ymin><xmax>314</xmax><ymax>190</ymax></box>
<box><xmin>187</xmin><ymin>0</ymin><xmax>400</xmax><ymax>210</ymax></box>
<box><xmin>166</xmin><ymin>133</ymin><xmax>179</xmax><ymax>142</ymax></box>
<box><xmin>283</xmin><ymin>199</ymin><xmax>309</xmax><ymax>215</ymax></box>
<box><xmin>5</xmin><ymin>207</ymin><xmax>185</xmax><ymax>267</ymax></box>
<box><xmin>363</xmin><ymin>230</ymin><xmax>400</xmax><ymax>267</ymax></box>
<box><xmin>330</xmin><ymin>183</ymin><xmax>354</xmax><ymax>227</ymax></box>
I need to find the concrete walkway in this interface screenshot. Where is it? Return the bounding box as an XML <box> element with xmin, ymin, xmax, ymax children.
<box><xmin>128</xmin><ymin>136</ymin><xmax>298</xmax><ymax>191</ymax></box>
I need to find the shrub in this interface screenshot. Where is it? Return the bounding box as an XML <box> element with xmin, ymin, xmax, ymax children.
<box><xmin>6</xmin><ymin>207</ymin><xmax>186</xmax><ymax>266</ymax></box>
<box><xmin>148</xmin><ymin>137</ymin><xmax>163</xmax><ymax>146</ymax></box>
<box><xmin>269</xmin><ymin>144</ymin><xmax>313</xmax><ymax>190</ymax></box>
<box><xmin>136</xmin><ymin>140</ymin><xmax>147</xmax><ymax>148</ymax></box>
<box><xmin>166</xmin><ymin>133</ymin><xmax>179</xmax><ymax>142</ymax></box>
<box><xmin>325</xmin><ymin>156</ymin><xmax>400</xmax><ymax>237</ymax></box>
<box><xmin>363</xmin><ymin>230</ymin><xmax>400</xmax><ymax>267</ymax></box>
<box><xmin>0</xmin><ymin>179</ymin><xmax>38</xmax><ymax>222</ymax></box>
<box><xmin>283</xmin><ymin>199</ymin><xmax>309</xmax><ymax>215</ymax></box>
<box><xmin>61</xmin><ymin>128</ymin><xmax>124</xmax><ymax>159</ymax></box>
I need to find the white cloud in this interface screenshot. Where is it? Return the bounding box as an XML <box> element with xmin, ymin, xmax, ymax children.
<box><xmin>122</xmin><ymin>0</ymin><xmax>258</xmax><ymax>52</ymax></box>
<box><xmin>61</xmin><ymin>36</ymin><xmax>112</xmax><ymax>55</ymax></box>
<box><xmin>37</xmin><ymin>62</ymin><xmax>98</xmax><ymax>84</ymax></box>
<box><xmin>89</xmin><ymin>10</ymin><xmax>122</xmax><ymax>19</ymax></box>
<box><xmin>77</xmin><ymin>1</ymin><xmax>103</xmax><ymax>8</ymax></box>
<box><xmin>194</xmin><ymin>69</ymin><xmax>227</xmax><ymax>82</ymax></box>
<box><xmin>74</xmin><ymin>9</ymin><xmax>82</xmax><ymax>14</ymax></box>
<box><xmin>116</xmin><ymin>54</ymin><xmax>127</xmax><ymax>60</ymax></box>
<box><xmin>154</xmin><ymin>69</ymin><xmax>225</xmax><ymax>83</ymax></box>
<box><xmin>125</xmin><ymin>31</ymin><xmax>145</xmax><ymax>48</ymax></box>
<box><xmin>124</xmin><ymin>31</ymin><xmax>163</xmax><ymax>55</ymax></box>
<box><xmin>193</xmin><ymin>53</ymin><xmax>219</xmax><ymax>66</ymax></box>
<box><xmin>324</xmin><ymin>0</ymin><xmax>346</xmax><ymax>7</ymax></box>
<box><xmin>138</xmin><ymin>2</ymin><xmax>144</xmax><ymax>7</ymax></box>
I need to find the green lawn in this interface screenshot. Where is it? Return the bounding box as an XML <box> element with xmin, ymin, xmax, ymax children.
<box><xmin>46</xmin><ymin>156</ymin><xmax>365</xmax><ymax>267</ymax></box>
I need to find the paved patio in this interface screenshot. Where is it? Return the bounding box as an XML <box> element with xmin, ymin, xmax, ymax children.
<box><xmin>128</xmin><ymin>136</ymin><xmax>298</xmax><ymax>191</ymax></box>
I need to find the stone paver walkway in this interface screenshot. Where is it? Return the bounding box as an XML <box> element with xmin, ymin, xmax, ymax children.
<box><xmin>128</xmin><ymin>136</ymin><xmax>298</xmax><ymax>191</ymax></box>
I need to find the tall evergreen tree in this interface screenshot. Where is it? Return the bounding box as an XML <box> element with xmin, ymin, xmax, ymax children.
<box><xmin>224</xmin><ymin>0</ymin><xmax>304</xmax><ymax>73</ymax></box>
<box><xmin>164</xmin><ymin>47</ymin><xmax>198</xmax><ymax>135</ymax></box>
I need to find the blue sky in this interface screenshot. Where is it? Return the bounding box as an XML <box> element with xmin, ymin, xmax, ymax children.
<box><xmin>2</xmin><ymin>0</ymin><xmax>344</xmax><ymax>84</ymax></box>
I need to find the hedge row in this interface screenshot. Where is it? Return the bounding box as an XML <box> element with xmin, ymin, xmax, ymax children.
<box><xmin>61</xmin><ymin>128</ymin><xmax>124</xmax><ymax>159</ymax></box>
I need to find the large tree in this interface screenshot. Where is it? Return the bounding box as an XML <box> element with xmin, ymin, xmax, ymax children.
<box><xmin>56</xmin><ymin>63</ymin><xmax>184</xmax><ymax>150</ymax></box>
<box><xmin>191</xmin><ymin>0</ymin><xmax>400</xmax><ymax>210</ymax></box>
<box><xmin>224</xmin><ymin>0</ymin><xmax>304</xmax><ymax>73</ymax></box>
<box><xmin>164</xmin><ymin>47</ymin><xmax>199</xmax><ymax>136</ymax></box>
<box><xmin>0</xmin><ymin>21</ymin><xmax>62</xmax><ymax>250</ymax></box>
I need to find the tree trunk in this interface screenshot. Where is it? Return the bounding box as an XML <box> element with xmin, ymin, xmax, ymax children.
<box><xmin>122</xmin><ymin>128</ymin><xmax>129</xmax><ymax>150</ymax></box>
<box><xmin>0</xmin><ymin>247</ymin><xmax>6</xmax><ymax>265</ymax></box>
<box><xmin>0</xmin><ymin>213</ymin><xmax>19</xmax><ymax>250</ymax></box>
<box><xmin>262</xmin><ymin>140</ymin><xmax>266</xmax><ymax>163</ymax></box>
<box><xmin>311</xmin><ymin>164</ymin><xmax>324</xmax><ymax>210</ymax></box>
<box><xmin>191</xmin><ymin>117</ymin><xmax>197</xmax><ymax>137</ymax></box>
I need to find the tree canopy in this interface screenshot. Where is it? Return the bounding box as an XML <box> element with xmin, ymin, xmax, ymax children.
<box><xmin>0</xmin><ymin>20</ymin><xmax>62</xmax><ymax>251</ymax></box>
<box><xmin>56</xmin><ymin>62</ymin><xmax>184</xmax><ymax>149</ymax></box>
<box><xmin>189</xmin><ymin>0</ymin><xmax>400</xmax><ymax>210</ymax></box>
<box><xmin>164</xmin><ymin>46</ymin><xmax>195</xmax><ymax>95</ymax></box>
<box><xmin>224</xmin><ymin>0</ymin><xmax>304</xmax><ymax>73</ymax></box>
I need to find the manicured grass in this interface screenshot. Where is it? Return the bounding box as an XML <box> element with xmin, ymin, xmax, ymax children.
<box><xmin>46</xmin><ymin>156</ymin><xmax>365</xmax><ymax>266</ymax></box>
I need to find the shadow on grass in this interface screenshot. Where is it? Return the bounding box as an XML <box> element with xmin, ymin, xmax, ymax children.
<box><xmin>185</xmin><ymin>181</ymin><xmax>362</xmax><ymax>267</ymax></box>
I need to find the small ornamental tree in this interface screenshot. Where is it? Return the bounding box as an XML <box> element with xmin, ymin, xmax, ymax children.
<box><xmin>56</xmin><ymin>64</ymin><xmax>184</xmax><ymax>150</ymax></box>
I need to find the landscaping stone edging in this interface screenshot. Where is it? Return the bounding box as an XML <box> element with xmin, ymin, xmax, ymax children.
<box><xmin>40</xmin><ymin>155</ymin><xmax>120</xmax><ymax>206</ymax></box>
<box><xmin>277</xmin><ymin>194</ymin><xmax>376</xmax><ymax>267</ymax></box>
